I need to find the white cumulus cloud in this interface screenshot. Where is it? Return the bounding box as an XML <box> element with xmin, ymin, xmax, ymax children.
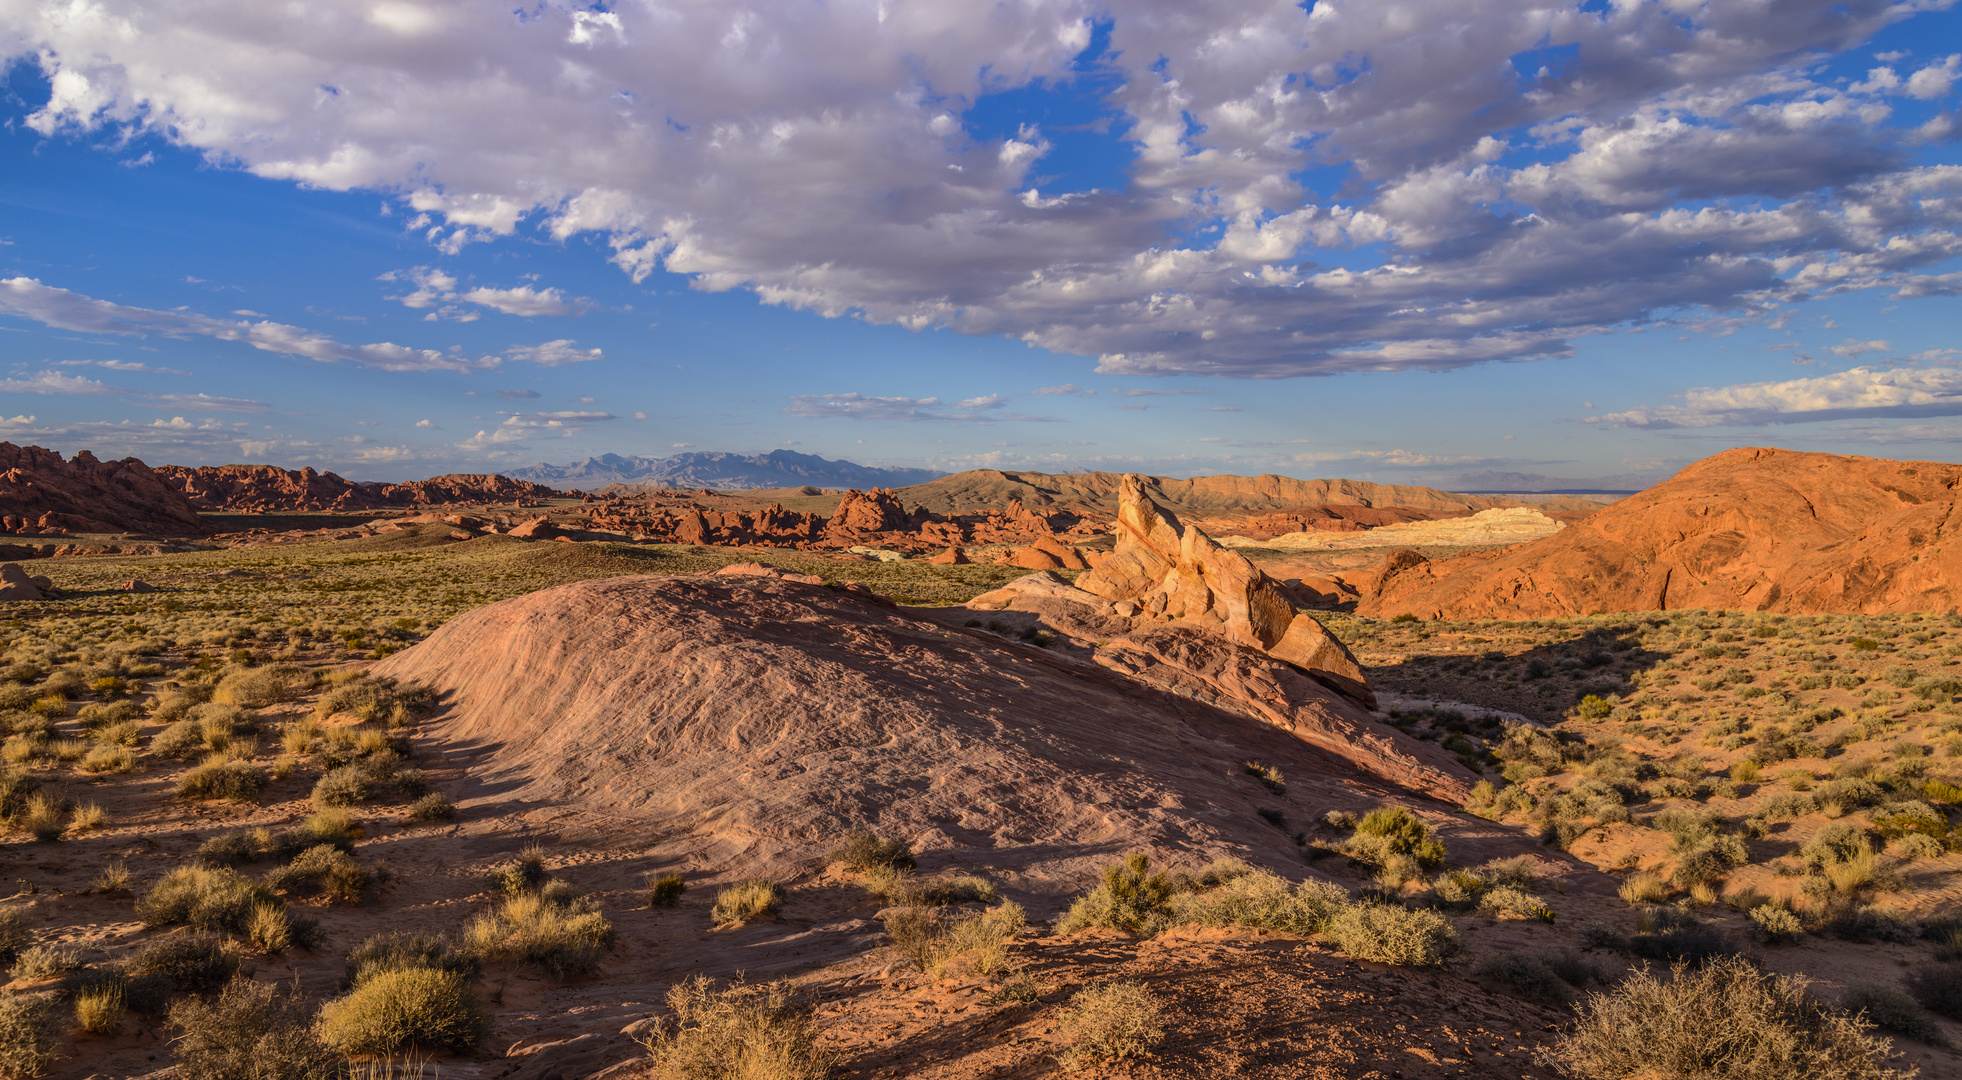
<box><xmin>1587</xmin><ymin>365</ymin><xmax>1962</xmax><ymax>428</ymax></box>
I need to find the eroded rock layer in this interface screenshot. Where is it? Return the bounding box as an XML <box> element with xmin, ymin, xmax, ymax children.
<box><xmin>0</xmin><ymin>443</ymin><xmax>208</xmax><ymax>536</ymax></box>
<box><xmin>1361</xmin><ymin>446</ymin><xmax>1962</xmax><ymax>618</ymax></box>
<box><xmin>157</xmin><ymin>463</ymin><xmax>566</xmax><ymax>512</ymax></box>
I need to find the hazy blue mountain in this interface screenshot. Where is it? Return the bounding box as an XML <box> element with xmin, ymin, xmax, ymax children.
<box><xmin>505</xmin><ymin>450</ymin><xmax>944</xmax><ymax>492</ymax></box>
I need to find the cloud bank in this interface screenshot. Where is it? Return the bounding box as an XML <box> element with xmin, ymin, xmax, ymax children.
<box><xmin>1588</xmin><ymin>364</ymin><xmax>1962</xmax><ymax>428</ymax></box>
<box><xmin>5</xmin><ymin>3</ymin><xmax>1961</xmax><ymax>377</ymax></box>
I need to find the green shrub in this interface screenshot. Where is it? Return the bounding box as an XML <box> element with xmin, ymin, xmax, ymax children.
<box><xmin>1800</xmin><ymin>822</ymin><xmax>1875</xmax><ymax>870</ymax></box>
<box><xmin>136</xmin><ymin>866</ymin><xmax>278</xmax><ymax>933</ymax></box>
<box><xmin>316</xmin><ymin>967</ymin><xmax>490</xmax><ymax>1056</ymax></box>
<box><xmin>169</xmin><ymin>978</ymin><xmax>341</xmax><ymax>1080</ymax></box>
<box><xmin>176</xmin><ymin>759</ymin><xmax>266</xmax><ymax>802</ymax></box>
<box><xmin>314</xmin><ymin>676</ymin><xmax>433</xmax><ymax>725</ymax></box>
<box><xmin>639</xmin><ymin>975</ymin><xmax>833</xmax><ymax>1080</ymax></box>
<box><xmin>1839</xmin><ymin>984</ymin><xmax>1944</xmax><ymax>1044</ymax></box>
<box><xmin>1750</xmin><ymin>904</ymin><xmax>1805</xmax><ymax>943</ymax></box>
<box><xmin>0</xmin><ymin>993</ymin><xmax>55</xmax><ymax>1079</ymax></box>
<box><xmin>342</xmin><ymin>932</ymin><xmax>481</xmax><ymax>991</ymax></box>
<box><xmin>647</xmin><ymin>873</ymin><xmax>687</xmax><ymax>908</ymax></box>
<box><xmin>1344</xmin><ymin>806</ymin><xmax>1447</xmax><ymax>867</ymax></box>
<box><xmin>1056</xmin><ymin>854</ymin><xmax>1175</xmax><ymax>936</ymax></box>
<box><xmin>1576</xmin><ymin>694</ymin><xmax>1615</xmax><ymax>720</ymax></box>
<box><xmin>710</xmin><ymin>880</ymin><xmax>785</xmax><ymax>925</ymax></box>
<box><xmin>465</xmin><ymin>891</ymin><xmax>614</xmax><ymax>978</ymax></box>
<box><xmin>1550</xmin><ymin>955</ymin><xmax>1911</xmax><ymax>1080</ymax></box>
<box><xmin>1166</xmin><ymin>870</ymin><xmax>1348</xmax><ymax>935</ymax></box>
<box><xmin>1326</xmin><ymin>904</ymin><xmax>1460</xmax><ymax>966</ymax></box>
<box><xmin>830</xmin><ymin>830</ymin><xmax>915</xmax><ymax>872</ymax></box>
<box><xmin>1056</xmin><ymin>981</ymin><xmax>1164</xmax><ymax>1070</ymax></box>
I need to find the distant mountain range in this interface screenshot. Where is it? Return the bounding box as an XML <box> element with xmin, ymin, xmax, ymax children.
<box><xmin>1449</xmin><ymin>470</ymin><xmax>1661</xmax><ymax>493</ymax></box>
<box><xmin>504</xmin><ymin>450</ymin><xmax>946</xmax><ymax>492</ymax></box>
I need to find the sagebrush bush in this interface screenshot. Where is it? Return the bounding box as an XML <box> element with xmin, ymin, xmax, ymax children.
<box><xmin>176</xmin><ymin>759</ymin><xmax>266</xmax><ymax>802</ymax></box>
<box><xmin>317</xmin><ymin>967</ymin><xmax>490</xmax><ymax>1056</ymax></box>
<box><xmin>404</xmin><ymin>792</ymin><xmax>455</xmax><ymax>821</ymax></box>
<box><xmin>0</xmin><ymin>993</ymin><xmax>55</xmax><ymax>1079</ymax></box>
<box><xmin>1057</xmin><ymin>854</ymin><xmax>1176</xmax><ymax>936</ymax></box>
<box><xmin>123</xmin><ymin>932</ymin><xmax>241</xmax><ymax>1000</ymax></box>
<box><xmin>1478</xmin><ymin>885</ymin><xmax>1554</xmax><ymax>922</ymax></box>
<box><xmin>830</xmin><ymin>830</ymin><xmax>915</xmax><ymax>872</ymax></box>
<box><xmin>1550</xmin><ymin>956</ymin><xmax>1911</xmax><ymax>1080</ymax></box>
<box><xmin>1344</xmin><ymin>806</ymin><xmax>1447</xmax><ymax>867</ymax></box>
<box><xmin>1327</xmin><ymin>903</ymin><xmax>1460</xmax><ymax>966</ymax></box>
<box><xmin>310</xmin><ymin>764</ymin><xmax>374</xmax><ymax>808</ymax></box>
<box><xmin>1056</xmin><ymin>981</ymin><xmax>1164</xmax><ymax>1071</ymax></box>
<box><xmin>1751</xmin><ymin>904</ymin><xmax>1805</xmax><ymax>943</ymax></box>
<box><xmin>151</xmin><ymin>720</ymin><xmax>207</xmax><ymax>759</ymax></box>
<box><xmin>1165</xmin><ymin>870</ymin><xmax>1348</xmax><ymax>935</ymax></box>
<box><xmin>314</xmin><ymin>676</ymin><xmax>433</xmax><ymax>725</ymax></box>
<box><xmin>860</xmin><ymin>867</ymin><xmax>997</xmax><ymax>906</ymax></box>
<box><xmin>136</xmin><ymin>866</ymin><xmax>278</xmax><ymax>933</ymax></box>
<box><xmin>10</xmin><ymin>944</ymin><xmax>80</xmax><ymax>980</ymax></box>
<box><xmin>170</xmin><ymin>978</ymin><xmax>342</xmax><ymax>1080</ymax></box>
<box><xmin>1474</xmin><ymin>953</ymin><xmax>1572</xmax><ymax>1004</ymax></box>
<box><xmin>884</xmin><ymin>902</ymin><xmax>1025</xmax><ymax>977</ymax></box>
<box><xmin>1839</xmin><ymin>984</ymin><xmax>1944</xmax><ymax>1044</ymax></box>
<box><xmin>342</xmin><ymin>932</ymin><xmax>481</xmax><ymax>991</ymax></box>
<box><xmin>210</xmin><ymin>666</ymin><xmax>297</xmax><ymax>708</ymax></box>
<box><xmin>711</xmin><ymin>879</ymin><xmax>785</xmax><ymax>925</ymax></box>
<box><xmin>263</xmin><ymin>845</ymin><xmax>370</xmax><ymax>904</ymax></box>
<box><xmin>465</xmin><ymin>890</ymin><xmax>614</xmax><ymax>977</ymax></box>
<box><xmin>639</xmin><ymin>975</ymin><xmax>832</xmax><ymax>1080</ymax></box>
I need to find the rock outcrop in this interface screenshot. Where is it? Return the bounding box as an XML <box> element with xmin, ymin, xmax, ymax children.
<box><xmin>1075</xmin><ymin>475</ymin><xmax>1373</xmax><ymax>706</ymax></box>
<box><xmin>0</xmin><ymin>444</ymin><xmax>209</xmax><ymax>536</ymax></box>
<box><xmin>157</xmin><ymin>463</ymin><xmax>566</xmax><ymax>512</ymax></box>
<box><xmin>1225</xmin><ymin>506</ymin><xmax>1565</xmax><ymax>551</ymax></box>
<box><xmin>0</xmin><ymin>564</ymin><xmax>43</xmax><ymax>601</ymax></box>
<box><xmin>375</xmin><ymin>571</ymin><xmax>1470</xmax><ymax>879</ymax></box>
<box><xmin>1360</xmin><ymin>447</ymin><xmax>1962</xmax><ymax>618</ymax></box>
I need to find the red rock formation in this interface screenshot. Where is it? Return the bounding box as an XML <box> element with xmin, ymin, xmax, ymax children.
<box><xmin>156</xmin><ymin>463</ymin><xmax>567</xmax><ymax>512</ymax></box>
<box><xmin>929</xmin><ymin>546</ymin><xmax>971</xmax><ymax>565</ymax></box>
<box><xmin>1360</xmin><ymin>447</ymin><xmax>1962</xmax><ymax>618</ymax></box>
<box><xmin>0</xmin><ymin>564</ymin><xmax>42</xmax><ymax>601</ymax></box>
<box><xmin>1075</xmin><ymin>475</ymin><xmax>1375</xmax><ymax>706</ymax></box>
<box><xmin>822</xmin><ymin>488</ymin><xmax>917</xmax><ymax>542</ymax></box>
<box><xmin>0</xmin><ymin>444</ymin><xmax>208</xmax><ymax>536</ymax></box>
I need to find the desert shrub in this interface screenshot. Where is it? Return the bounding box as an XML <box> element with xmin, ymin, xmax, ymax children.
<box><xmin>198</xmin><ymin>827</ymin><xmax>276</xmax><ymax>865</ymax></box>
<box><xmin>1474</xmin><ymin>953</ymin><xmax>1572</xmax><ymax>1004</ymax></box>
<box><xmin>10</xmin><ymin>944</ymin><xmax>79</xmax><ymax>980</ymax></box>
<box><xmin>210</xmin><ymin>666</ymin><xmax>297</xmax><ymax>709</ymax></box>
<box><xmin>1839</xmin><ymin>984</ymin><xmax>1944</xmax><ymax>1044</ymax></box>
<box><xmin>152</xmin><ymin>720</ymin><xmax>207</xmax><ymax>759</ymax></box>
<box><xmin>314</xmin><ymin>676</ymin><xmax>433</xmax><ymax>725</ymax></box>
<box><xmin>1619</xmin><ymin>871</ymin><xmax>1669</xmax><ymax>904</ymax></box>
<box><xmin>1326</xmin><ymin>904</ymin><xmax>1459</xmax><ymax>966</ymax></box>
<box><xmin>342</xmin><ymin>932</ymin><xmax>481</xmax><ymax>991</ymax></box>
<box><xmin>646</xmin><ymin>873</ymin><xmax>687</xmax><ymax>908</ymax></box>
<box><xmin>1825</xmin><ymin>905</ymin><xmax>1920</xmax><ymax>944</ymax></box>
<box><xmin>176</xmin><ymin>759</ymin><xmax>265</xmax><ymax>802</ymax></box>
<box><xmin>639</xmin><ymin>975</ymin><xmax>832</xmax><ymax>1080</ymax></box>
<box><xmin>1760</xmin><ymin>792</ymin><xmax>1816</xmax><ymax>821</ymax></box>
<box><xmin>1550</xmin><ymin>956</ymin><xmax>1910</xmax><ymax>1080</ymax></box>
<box><xmin>170</xmin><ymin>978</ymin><xmax>342</xmax><ymax>1080</ymax></box>
<box><xmin>1344</xmin><ymin>806</ymin><xmax>1447</xmax><ymax>867</ymax></box>
<box><xmin>80</xmin><ymin>744</ymin><xmax>134</xmax><ymax>773</ymax></box>
<box><xmin>1751</xmin><ymin>904</ymin><xmax>1805</xmax><ymax>943</ymax></box>
<box><xmin>883</xmin><ymin>902</ymin><xmax>1025</xmax><ymax>977</ymax></box>
<box><xmin>1819</xmin><ymin>777</ymin><xmax>1883</xmax><ymax>814</ymax></box>
<box><xmin>124</xmin><ymin>933</ymin><xmax>241</xmax><ymax>999</ymax></box>
<box><xmin>1477</xmin><ymin>885</ymin><xmax>1554</xmax><ymax>922</ymax></box>
<box><xmin>860</xmin><ymin>868</ymin><xmax>998</xmax><ymax>906</ymax></box>
<box><xmin>310</xmin><ymin>765</ymin><xmax>374</xmax><ymax>808</ymax></box>
<box><xmin>0</xmin><ymin>994</ymin><xmax>55</xmax><ymax>1079</ymax></box>
<box><xmin>0</xmin><ymin>910</ymin><xmax>30</xmax><ymax>969</ymax></box>
<box><xmin>317</xmin><ymin>967</ymin><xmax>490</xmax><ymax>1056</ymax></box>
<box><xmin>404</xmin><ymin>793</ymin><xmax>454</xmax><ymax>821</ymax></box>
<box><xmin>710</xmin><ymin>879</ymin><xmax>785</xmax><ymax>925</ymax></box>
<box><xmin>486</xmin><ymin>845</ymin><xmax>548</xmax><ymax>895</ymax></box>
<box><xmin>1166</xmin><ymin>871</ymin><xmax>1348</xmax><ymax>935</ymax></box>
<box><xmin>465</xmin><ymin>890</ymin><xmax>613</xmax><ymax>978</ymax></box>
<box><xmin>136</xmin><ymin>866</ymin><xmax>278</xmax><ymax>933</ymax></box>
<box><xmin>1056</xmin><ymin>981</ymin><xmax>1164</xmax><ymax>1071</ymax></box>
<box><xmin>1904</xmin><ymin>962</ymin><xmax>1962</xmax><ymax>1019</ymax></box>
<box><xmin>830</xmin><ymin>830</ymin><xmax>915</xmax><ymax>872</ymax></box>
<box><xmin>1057</xmin><ymin>854</ymin><xmax>1176</xmax><ymax>936</ymax></box>
<box><xmin>74</xmin><ymin>983</ymin><xmax>124</xmax><ymax>1036</ymax></box>
<box><xmin>263</xmin><ymin>845</ymin><xmax>371</xmax><ymax>905</ymax></box>
<box><xmin>19</xmin><ymin>794</ymin><xmax>62</xmax><ymax>842</ymax></box>
<box><xmin>0</xmin><ymin>688</ymin><xmax>31</xmax><ymax>714</ymax></box>
<box><xmin>1891</xmin><ymin>833</ymin><xmax>1945</xmax><ymax>859</ymax></box>
<box><xmin>1800</xmin><ymin>822</ymin><xmax>1875</xmax><ymax>869</ymax></box>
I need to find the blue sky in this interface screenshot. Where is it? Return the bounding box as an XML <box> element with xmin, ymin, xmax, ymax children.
<box><xmin>2</xmin><ymin>0</ymin><xmax>1960</xmax><ymax>486</ymax></box>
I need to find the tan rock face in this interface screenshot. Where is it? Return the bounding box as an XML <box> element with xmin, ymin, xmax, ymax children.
<box><xmin>373</xmin><ymin>573</ymin><xmax>1467</xmax><ymax>878</ymax></box>
<box><xmin>1075</xmin><ymin>475</ymin><xmax>1373</xmax><ymax>706</ymax></box>
<box><xmin>1360</xmin><ymin>446</ymin><xmax>1962</xmax><ymax>618</ymax></box>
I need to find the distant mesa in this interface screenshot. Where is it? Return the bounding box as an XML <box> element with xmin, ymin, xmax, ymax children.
<box><xmin>504</xmin><ymin>449</ymin><xmax>945</xmax><ymax>492</ymax></box>
<box><xmin>1364</xmin><ymin>447</ymin><xmax>1962</xmax><ymax>618</ymax></box>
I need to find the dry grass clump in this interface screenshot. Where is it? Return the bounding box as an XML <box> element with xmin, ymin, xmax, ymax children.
<box><xmin>486</xmin><ymin>845</ymin><xmax>549</xmax><ymax>895</ymax></box>
<box><xmin>0</xmin><ymin>993</ymin><xmax>56</xmax><ymax>1079</ymax></box>
<box><xmin>74</xmin><ymin>983</ymin><xmax>125</xmax><ymax>1035</ymax></box>
<box><xmin>80</xmin><ymin>744</ymin><xmax>135</xmax><ymax>773</ymax></box>
<box><xmin>124</xmin><ymin>933</ymin><xmax>242</xmax><ymax>1000</ymax></box>
<box><xmin>638</xmin><ymin>975</ymin><xmax>833</xmax><ymax>1080</ymax></box>
<box><xmin>0</xmin><ymin>909</ymin><xmax>28</xmax><ymax>968</ymax></box>
<box><xmin>465</xmin><ymin>888</ymin><xmax>614</xmax><ymax>978</ymax></box>
<box><xmin>341</xmin><ymin>932</ymin><xmax>482</xmax><ymax>991</ymax></box>
<box><xmin>169</xmin><ymin>978</ymin><xmax>342</xmax><ymax>1080</ymax></box>
<box><xmin>1477</xmin><ymin>884</ymin><xmax>1555</xmax><ymax>922</ymax></box>
<box><xmin>314</xmin><ymin>675</ymin><xmax>433</xmax><ymax>728</ymax></box>
<box><xmin>1325</xmin><ymin>903</ymin><xmax>1460</xmax><ymax>966</ymax></box>
<box><xmin>263</xmin><ymin>845</ymin><xmax>372</xmax><ymax>905</ymax></box>
<box><xmin>10</xmin><ymin>944</ymin><xmax>80</xmax><ymax>980</ymax></box>
<box><xmin>1056</xmin><ymin>981</ymin><xmax>1164</xmax><ymax>1071</ymax></box>
<box><xmin>883</xmin><ymin>902</ymin><xmax>1026</xmax><ymax>977</ymax></box>
<box><xmin>711</xmin><ymin>880</ymin><xmax>786</xmax><ymax>925</ymax></box>
<box><xmin>317</xmin><ymin>966</ymin><xmax>490</xmax><ymax>1057</ymax></box>
<box><xmin>646</xmin><ymin>873</ymin><xmax>687</xmax><ymax>908</ymax></box>
<box><xmin>1166</xmin><ymin>869</ymin><xmax>1349</xmax><ymax>935</ymax></box>
<box><xmin>176</xmin><ymin>756</ymin><xmax>266</xmax><ymax>802</ymax></box>
<box><xmin>1549</xmin><ymin>956</ymin><xmax>1912</xmax><ymax>1080</ymax></box>
<box><xmin>135</xmin><ymin>866</ymin><xmax>279</xmax><ymax>934</ymax></box>
<box><xmin>20</xmin><ymin>793</ymin><xmax>65</xmax><ymax>842</ymax></box>
<box><xmin>861</xmin><ymin>868</ymin><xmax>998</xmax><ymax>906</ymax></box>
<box><xmin>209</xmin><ymin>665</ymin><xmax>300</xmax><ymax>708</ymax></box>
<box><xmin>1618</xmin><ymin>870</ymin><xmax>1670</xmax><ymax>905</ymax></box>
